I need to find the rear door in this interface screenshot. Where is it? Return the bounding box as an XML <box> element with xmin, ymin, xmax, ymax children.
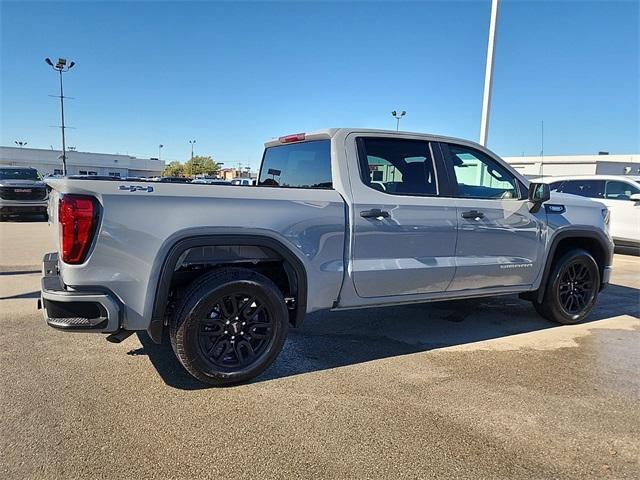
<box><xmin>441</xmin><ymin>143</ymin><xmax>545</xmax><ymax>291</ymax></box>
<box><xmin>349</xmin><ymin>135</ymin><xmax>458</xmax><ymax>298</ymax></box>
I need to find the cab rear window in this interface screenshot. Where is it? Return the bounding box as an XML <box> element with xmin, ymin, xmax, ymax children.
<box><xmin>258</xmin><ymin>140</ymin><xmax>332</xmax><ymax>189</ymax></box>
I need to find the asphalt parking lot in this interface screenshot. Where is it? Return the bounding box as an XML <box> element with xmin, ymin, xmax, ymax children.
<box><xmin>1</xmin><ymin>219</ymin><xmax>638</xmax><ymax>479</ymax></box>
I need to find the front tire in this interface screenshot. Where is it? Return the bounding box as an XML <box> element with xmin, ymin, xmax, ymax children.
<box><xmin>170</xmin><ymin>268</ymin><xmax>289</xmax><ymax>386</ymax></box>
<box><xmin>533</xmin><ymin>249</ymin><xmax>600</xmax><ymax>324</ymax></box>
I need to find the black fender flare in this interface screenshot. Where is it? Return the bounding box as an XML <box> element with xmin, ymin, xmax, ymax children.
<box><xmin>536</xmin><ymin>227</ymin><xmax>613</xmax><ymax>303</ymax></box>
<box><xmin>148</xmin><ymin>234</ymin><xmax>308</xmax><ymax>343</ymax></box>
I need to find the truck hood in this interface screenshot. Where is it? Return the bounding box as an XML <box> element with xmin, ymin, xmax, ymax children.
<box><xmin>0</xmin><ymin>179</ymin><xmax>47</xmax><ymax>187</ymax></box>
<box><xmin>548</xmin><ymin>191</ymin><xmax>606</xmax><ymax>210</ymax></box>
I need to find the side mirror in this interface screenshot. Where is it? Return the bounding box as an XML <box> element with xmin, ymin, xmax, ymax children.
<box><xmin>528</xmin><ymin>182</ymin><xmax>550</xmax><ymax>213</ymax></box>
<box><xmin>630</xmin><ymin>193</ymin><xmax>640</xmax><ymax>202</ymax></box>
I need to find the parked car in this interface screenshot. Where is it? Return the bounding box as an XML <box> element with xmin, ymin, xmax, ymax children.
<box><xmin>192</xmin><ymin>178</ymin><xmax>231</xmax><ymax>185</ymax></box>
<box><xmin>158</xmin><ymin>176</ymin><xmax>192</xmax><ymax>183</ymax></box>
<box><xmin>40</xmin><ymin>129</ymin><xmax>613</xmax><ymax>386</ymax></box>
<box><xmin>230</xmin><ymin>178</ymin><xmax>252</xmax><ymax>186</ymax></box>
<box><xmin>0</xmin><ymin>165</ymin><xmax>48</xmax><ymax>220</ymax></box>
<box><xmin>536</xmin><ymin>175</ymin><xmax>639</xmax><ymax>249</ymax></box>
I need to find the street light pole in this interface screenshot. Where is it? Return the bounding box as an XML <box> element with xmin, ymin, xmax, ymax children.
<box><xmin>391</xmin><ymin>110</ymin><xmax>406</xmax><ymax>131</ymax></box>
<box><xmin>189</xmin><ymin>140</ymin><xmax>196</xmax><ymax>160</ymax></box>
<box><xmin>479</xmin><ymin>0</ymin><xmax>499</xmax><ymax>146</ymax></box>
<box><xmin>158</xmin><ymin>144</ymin><xmax>164</xmax><ymax>161</ymax></box>
<box><xmin>45</xmin><ymin>57</ymin><xmax>75</xmax><ymax>176</ymax></box>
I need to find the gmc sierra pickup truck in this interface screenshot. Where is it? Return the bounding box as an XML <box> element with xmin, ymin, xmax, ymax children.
<box><xmin>0</xmin><ymin>165</ymin><xmax>49</xmax><ymax>220</ymax></box>
<box><xmin>40</xmin><ymin>129</ymin><xmax>613</xmax><ymax>386</ymax></box>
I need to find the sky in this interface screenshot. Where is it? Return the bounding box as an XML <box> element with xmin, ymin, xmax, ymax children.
<box><xmin>1</xmin><ymin>0</ymin><xmax>638</xmax><ymax>168</ymax></box>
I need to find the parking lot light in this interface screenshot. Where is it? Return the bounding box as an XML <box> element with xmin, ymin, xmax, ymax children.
<box><xmin>45</xmin><ymin>56</ymin><xmax>76</xmax><ymax>176</ymax></box>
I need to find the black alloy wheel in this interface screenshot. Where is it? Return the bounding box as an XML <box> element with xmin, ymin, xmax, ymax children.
<box><xmin>556</xmin><ymin>259</ymin><xmax>597</xmax><ymax>316</ymax></box>
<box><xmin>170</xmin><ymin>268</ymin><xmax>289</xmax><ymax>386</ymax></box>
<box><xmin>198</xmin><ymin>293</ymin><xmax>274</xmax><ymax>370</ymax></box>
<box><xmin>533</xmin><ymin>249</ymin><xmax>600</xmax><ymax>325</ymax></box>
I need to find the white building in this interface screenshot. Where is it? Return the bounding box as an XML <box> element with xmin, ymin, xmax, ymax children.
<box><xmin>503</xmin><ymin>153</ymin><xmax>640</xmax><ymax>179</ymax></box>
<box><xmin>0</xmin><ymin>146</ymin><xmax>165</xmax><ymax>178</ymax></box>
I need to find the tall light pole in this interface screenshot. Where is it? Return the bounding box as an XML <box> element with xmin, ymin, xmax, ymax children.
<box><xmin>189</xmin><ymin>140</ymin><xmax>196</xmax><ymax>160</ymax></box>
<box><xmin>45</xmin><ymin>57</ymin><xmax>75</xmax><ymax>175</ymax></box>
<box><xmin>158</xmin><ymin>144</ymin><xmax>164</xmax><ymax>161</ymax></box>
<box><xmin>479</xmin><ymin>0</ymin><xmax>499</xmax><ymax>146</ymax></box>
<box><xmin>391</xmin><ymin>110</ymin><xmax>406</xmax><ymax>131</ymax></box>
<box><xmin>14</xmin><ymin>141</ymin><xmax>27</xmax><ymax>148</ymax></box>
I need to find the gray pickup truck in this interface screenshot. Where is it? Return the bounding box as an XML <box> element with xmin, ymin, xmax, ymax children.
<box><xmin>40</xmin><ymin>129</ymin><xmax>613</xmax><ymax>385</ymax></box>
<box><xmin>0</xmin><ymin>165</ymin><xmax>49</xmax><ymax>220</ymax></box>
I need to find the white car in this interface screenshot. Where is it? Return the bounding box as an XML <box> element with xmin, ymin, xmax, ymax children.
<box><xmin>537</xmin><ymin>175</ymin><xmax>640</xmax><ymax>248</ymax></box>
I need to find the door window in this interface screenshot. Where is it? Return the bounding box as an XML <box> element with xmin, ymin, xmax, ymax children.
<box><xmin>357</xmin><ymin>138</ymin><xmax>438</xmax><ymax>196</ymax></box>
<box><xmin>604</xmin><ymin>180</ymin><xmax>639</xmax><ymax>200</ymax></box>
<box><xmin>448</xmin><ymin>145</ymin><xmax>519</xmax><ymax>199</ymax></box>
<box><xmin>554</xmin><ymin>180</ymin><xmax>605</xmax><ymax>199</ymax></box>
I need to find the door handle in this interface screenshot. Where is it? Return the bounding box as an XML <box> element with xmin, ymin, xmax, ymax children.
<box><xmin>461</xmin><ymin>210</ymin><xmax>485</xmax><ymax>220</ymax></box>
<box><xmin>360</xmin><ymin>208</ymin><xmax>390</xmax><ymax>219</ymax></box>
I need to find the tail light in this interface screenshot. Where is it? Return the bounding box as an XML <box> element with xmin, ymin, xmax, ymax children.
<box><xmin>58</xmin><ymin>194</ymin><xmax>99</xmax><ymax>264</ymax></box>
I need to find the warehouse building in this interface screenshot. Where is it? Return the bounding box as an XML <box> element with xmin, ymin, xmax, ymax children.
<box><xmin>503</xmin><ymin>153</ymin><xmax>640</xmax><ymax>179</ymax></box>
<box><xmin>0</xmin><ymin>146</ymin><xmax>165</xmax><ymax>178</ymax></box>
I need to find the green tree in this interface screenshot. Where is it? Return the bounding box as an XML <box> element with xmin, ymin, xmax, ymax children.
<box><xmin>163</xmin><ymin>161</ymin><xmax>185</xmax><ymax>177</ymax></box>
<box><xmin>183</xmin><ymin>155</ymin><xmax>221</xmax><ymax>177</ymax></box>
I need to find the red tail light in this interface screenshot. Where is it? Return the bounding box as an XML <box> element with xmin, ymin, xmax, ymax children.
<box><xmin>59</xmin><ymin>194</ymin><xmax>99</xmax><ymax>264</ymax></box>
<box><xmin>279</xmin><ymin>133</ymin><xmax>305</xmax><ymax>143</ymax></box>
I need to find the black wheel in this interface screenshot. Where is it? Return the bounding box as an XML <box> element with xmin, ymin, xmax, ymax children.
<box><xmin>170</xmin><ymin>267</ymin><xmax>289</xmax><ymax>386</ymax></box>
<box><xmin>533</xmin><ymin>249</ymin><xmax>600</xmax><ymax>324</ymax></box>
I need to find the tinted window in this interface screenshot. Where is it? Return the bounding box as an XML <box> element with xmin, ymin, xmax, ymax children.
<box><xmin>605</xmin><ymin>180</ymin><xmax>639</xmax><ymax>200</ymax></box>
<box><xmin>448</xmin><ymin>145</ymin><xmax>518</xmax><ymax>199</ymax></box>
<box><xmin>357</xmin><ymin>138</ymin><xmax>438</xmax><ymax>196</ymax></box>
<box><xmin>556</xmin><ymin>180</ymin><xmax>604</xmax><ymax>198</ymax></box>
<box><xmin>258</xmin><ymin>140</ymin><xmax>332</xmax><ymax>189</ymax></box>
<box><xmin>0</xmin><ymin>168</ymin><xmax>40</xmax><ymax>181</ymax></box>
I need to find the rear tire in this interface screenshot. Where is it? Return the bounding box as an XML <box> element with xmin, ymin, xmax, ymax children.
<box><xmin>170</xmin><ymin>267</ymin><xmax>289</xmax><ymax>386</ymax></box>
<box><xmin>533</xmin><ymin>249</ymin><xmax>600</xmax><ymax>324</ymax></box>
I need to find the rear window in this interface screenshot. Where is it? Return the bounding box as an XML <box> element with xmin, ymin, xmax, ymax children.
<box><xmin>258</xmin><ymin>140</ymin><xmax>332</xmax><ymax>189</ymax></box>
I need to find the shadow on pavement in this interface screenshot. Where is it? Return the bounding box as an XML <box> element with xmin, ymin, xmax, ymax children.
<box><xmin>137</xmin><ymin>282</ymin><xmax>639</xmax><ymax>390</ymax></box>
<box><xmin>0</xmin><ymin>290</ymin><xmax>40</xmax><ymax>300</ymax></box>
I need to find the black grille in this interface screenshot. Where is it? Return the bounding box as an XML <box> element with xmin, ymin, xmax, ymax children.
<box><xmin>0</xmin><ymin>186</ymin><xmax>47</xmax><ymax>200</ymax></box>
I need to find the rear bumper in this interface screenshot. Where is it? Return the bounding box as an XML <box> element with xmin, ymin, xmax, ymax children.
<box><xmin>39</xmin><ymin>252</ymin><xmax>121</xmax><ymax>333</ymax></box>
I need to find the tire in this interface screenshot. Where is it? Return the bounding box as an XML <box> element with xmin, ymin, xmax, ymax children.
<box><xmin>533</xmin><ymin>249</ymin><xmax>600</xmax><ymax>324</ymax></box>
<box><xmin>170</xmin><ymin>267</ymin><xmax>289</xmax><ymax>386</ymax></box>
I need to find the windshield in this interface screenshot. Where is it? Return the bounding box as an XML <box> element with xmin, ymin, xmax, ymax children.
<box><xmin>0</xmin><ymin>168</ymin><xmax>41</xmax><ymax>181</ymax></box>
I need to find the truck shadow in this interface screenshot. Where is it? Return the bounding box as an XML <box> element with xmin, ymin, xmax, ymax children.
<box><xmin>137</xmin><ymin>282</ymin><xmax>639</xmax><ymax>390</ymax></box>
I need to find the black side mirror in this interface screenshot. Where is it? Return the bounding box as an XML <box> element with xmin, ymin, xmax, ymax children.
<box><xmin>528</xmin><ymin>182</ymin><xmax>550</xmax><ymax>213</ymax></box>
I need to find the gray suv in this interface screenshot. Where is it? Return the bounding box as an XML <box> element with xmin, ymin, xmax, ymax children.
<box><xmin>0</xmin><ymin>166</ymin><xmax>49</xmax><ymax>220</ymax></box>
<box><xmin>39</xmin><ymin>129</ymin><xmax>614</xmax><ymax>386</ymax></box>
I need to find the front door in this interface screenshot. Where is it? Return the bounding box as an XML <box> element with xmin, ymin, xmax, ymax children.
<box><xmin>442</xmin><ymin>143</ymin><xmax>545</xmax><ymax>291</ymax></box>
<box><xmin>350</xmin><ymin>136</ymin><xmax>458</xmax><ymax>298</ymax></box>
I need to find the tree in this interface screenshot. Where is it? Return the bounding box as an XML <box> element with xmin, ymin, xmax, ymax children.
<box><xmin>183</xmin><ymin>155</ymin><xmax>221</xmax><ymax>177</ymax></box>
<box><xmin>163</xmin><ymin>161</ymin><xmax>184</xmax><ymax>177</ymax></box>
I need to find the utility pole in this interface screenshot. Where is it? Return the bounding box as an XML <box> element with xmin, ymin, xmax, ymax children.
<box><xmin>45</xmin><ymin>57</ymin><xmax>75</xmax><ymax>175</ymax></box>
<box><xmin>540</xmin><ymin>120</ymin><xmax>544</xmax><ymax>177</ymax></box>
<box><xmin>391</xmin><ymin>110</ymin><xmax>406</xmax><ymax>131</ymax></box>
<box><xmin>479</xmin><ymin>0</ymin><xmax>499</xmax><ymax>146</ymax></box>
